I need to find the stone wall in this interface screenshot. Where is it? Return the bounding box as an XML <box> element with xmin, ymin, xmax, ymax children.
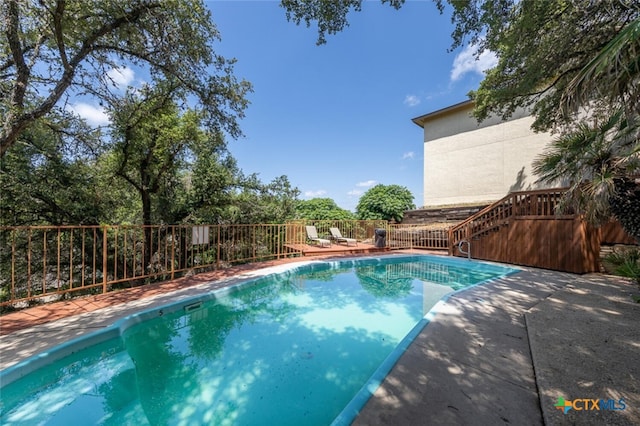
<box><xmin>402</xmin><ymin>204</ymin><xmax>488</xmax><ymax>225</ymax></box>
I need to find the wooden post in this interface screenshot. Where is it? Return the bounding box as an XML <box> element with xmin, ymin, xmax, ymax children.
<box><xmin>171</xmin><ymin>226</ymin><xmax>175</xmax><ymax>280</ymax></box>
<box><xmin>277</xmin><ymin>225</ymin><xmax>281</xmax><ymax>259</ymax></box>
<box><xmin>102</xmin><ymin>226</ymin><xmax>108</xmax><ymax>294</ymax></box>
<box><xmin>216</xmin><ymin>225</ymin><xmax>221</xmax><ymax>269</ymax></box>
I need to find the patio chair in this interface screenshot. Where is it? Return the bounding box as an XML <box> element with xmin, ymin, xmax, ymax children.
<box><xmin>329</xmin><ymin>227</ymin><xmax>357</xmax><ymax>246</ymax></box>
<box><xmin>305</xmin><ymin>225</ymin><xmax>331</xmax><ymax>247</ymax></box>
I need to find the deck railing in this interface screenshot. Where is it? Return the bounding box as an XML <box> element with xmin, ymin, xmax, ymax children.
<box><xmin>388</xmin><ymin>224</ymin><xmax>450</xmax><ymax>250</ymax></box>
<box><xmin>286</xmin><ymin>220</ymin><xmax>388</xmax><ymax>245</ymax></box>
<box><xmin>0</xmin><ymin>219</ymin><xmax>454</xmax><ymax>309</ymax></box>
<box><xmin>448</xmin><ymin>188</ymin><xmax>570</xmax><ymax>250</ymax></box>
<box><xmin>0</xmin><ymin>224</ymin><xmax>302</xmax><ymax>308</ymax></box>
<box><xmin>286</xmin><ymin>220</ymin><xmax>450</xmax><ymax>250</ymax></box>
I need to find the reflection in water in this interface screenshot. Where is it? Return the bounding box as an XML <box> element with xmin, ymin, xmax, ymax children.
<box><xmin>1</xmin><ymin>257</ymin><xmax>515</xmax><ymax>425</ymax></box>
<box><xmin>356</xmin><ymin>266</ymin><xmax>414</xmax><ymax>298</ymax></box>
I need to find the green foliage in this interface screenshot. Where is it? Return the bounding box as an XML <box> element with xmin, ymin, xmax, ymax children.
<box><xmin>356</xmin><ymin>184</ymin><xmax>415</xmax><ymax>222</ymax></box>
<box><xmin>295</xmin><ymin>198</ymin><xmax>354</xmax><ymax>220</ymax></box>
<box><xmin>106</xmin><ymin>83</ymin><xmax>301</xmax><ymax>227</ymax></box>
<box><xmin>563</xmin><ymin>16</ymin><xmax>640</xmax><ymax>122</ymax></box>
<box><xmin>182</xmin><ymin>151</ymin><xmax>242</xmax><ymax>224</ymax></box>
<box><xmin>108</xmin><ymin>85</ymin><xmax>212</xmax><ymax>225</ymax></box>
<box><xmin>1</xmin><ymin>0</ymin><xmax>251</xmax><ymax>156</ymax></box>
<box><xmin>224</xmin><ymin>175</ymin><xmax>301</xmax><ymax>224</ymax></box>
<box><xmin>532</xmin><ymin>112</ymin><xmax>639</xmax><ymax>229</ymax></box>
<box><xmin>0</xmin><ymin>118</ymin><xmax>110</xmax><ymax>226</ymax></box>
<box><xmin>1</xmin><ymin>1</ymin><xmax>313</xmax><ymax>230</ymax></box>
<box><xmin>610</xmin><ymin>178</ymin><xmax>640</xmax><ymax>244</ymax></box>
<box><xmin>0</xmin><ymin>104</ymin><xmax>300</xmax><ymax>227</ymax></box>
<box><xmin>602</xmin><ymin>248</ymin><xmax>640</xmax><ymax>285</ymax></box>
<box><xmin>92</xmin><ymin>151</ymin><xmax>143</xmax><ymax>224</ymax></box>
<box><xmin>437</xmin><ymin>1</ymin><xmax>640</xmax><ymax>132</ymax></box>
<box><xmin>281</xmin><ymin>0</ymin><xmax>404</xmax><ymax>45</ymax></box>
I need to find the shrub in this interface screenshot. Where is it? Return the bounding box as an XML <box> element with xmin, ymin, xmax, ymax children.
<box><xmin>602</xmin><ymin>248</ymin><xmax>640</xmax><ymax>285</ymax></box>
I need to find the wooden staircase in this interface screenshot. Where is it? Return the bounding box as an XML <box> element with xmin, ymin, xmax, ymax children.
<box><xmin>447</xmin><ymin>188</ymin><xmax>603</xmax><ymax>273</ymax></box>
<box><xmin>449</xmin><ymin>188</ymin><xmax>569</xmax><ymax>247</ymax></box>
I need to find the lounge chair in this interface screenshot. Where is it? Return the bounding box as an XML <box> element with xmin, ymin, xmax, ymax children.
<box><xmin>329</xmin><ymin>227</ymin><xmax>357</xmax><ymax>246</ymax></box>
<box><xmin>306</xmin><ymin>225</ymin><xmax>331</xmax><ymax>247</ymax></box>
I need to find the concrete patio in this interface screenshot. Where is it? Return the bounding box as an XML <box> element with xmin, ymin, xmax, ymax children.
<box><xmin>353</xmin><ymin>266</ymin><xmax>640</xmax><ymax>425</ymax></box>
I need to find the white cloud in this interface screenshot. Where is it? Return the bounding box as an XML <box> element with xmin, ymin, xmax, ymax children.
<box><xmin>402</xmin><ymin>151</ymin><xmax>415</xmax><ymax>160</ymax></box>
<box><xmin>403</xmin><ymin>94</ymin><xmax>421</xmax><ymax>107</ymax></box>
<box><xmin>106</xmin><ymin>66</ymin><xmax>135</xmax><ymax>89</ymax></box>
<box><xmin>356</xmin><ymin>180</ymin><xmax>377</xmax><ymax>188</ymax></box>
<box><xmin>450</xmin><ymin>43</ymin><xmax>498</xmax><ymax>82</ymax></box>
<box><xmin>304</xmin><ymin>190</ymin><xmax>327</xmax><ymax>198</ymax></box>
<box><xmin>347</xmin><ymin>189</ymin><xmax>363</xmax><ymax>196</ymax></box>
<box><xmin>68</xmin><ymin>102</ymin><xmax>110</xmax><ymax>126</ymax></box>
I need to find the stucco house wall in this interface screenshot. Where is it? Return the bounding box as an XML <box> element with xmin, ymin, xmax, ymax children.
<box><xmin>412</xmin><ymin>100</ymin><xmax>554</xmax><ymax>207</ymax></box>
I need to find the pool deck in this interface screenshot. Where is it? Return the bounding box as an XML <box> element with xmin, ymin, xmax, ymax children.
<box><xmin>1</xmin><ymin>251</ymin><xmax>639</xmax><ymax>425</ymax></box>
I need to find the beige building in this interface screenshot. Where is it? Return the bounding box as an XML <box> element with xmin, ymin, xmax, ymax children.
<box><xmin>412</xmin><ymin>100</ymin><xmax>554</xmax><ymax>207</ymax></box>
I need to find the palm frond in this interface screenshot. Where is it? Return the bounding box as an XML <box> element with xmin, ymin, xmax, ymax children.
<box><xmin>563</xmin><ymin>17</ymin><xmax>640</xmax><ymax>114</ymax></box>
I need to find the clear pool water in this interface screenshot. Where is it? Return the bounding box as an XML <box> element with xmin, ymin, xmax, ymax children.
<box><xmin>0</xmin><ymin>255</ymin><xmax>518</xmax><ymax>425</ymax></box>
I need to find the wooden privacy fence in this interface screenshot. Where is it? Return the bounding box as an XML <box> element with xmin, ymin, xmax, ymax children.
<box><xmin>455</xmin><ymin>216</ymin><xmax>600</xmax><ymax>274</ymax></box>
<box><xmin>600</xmin><ymin>220</ymin><xmax>638</xmax><ymax>245</ymax></box>
<box><xmin>448</xmin><ymin>188</ymin><xmax>636</xmax><ymax>273</ymax></box>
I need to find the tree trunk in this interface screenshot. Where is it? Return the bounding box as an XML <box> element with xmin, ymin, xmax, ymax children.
<box><xmin>141</xmin><ymin>178</ymin><xmax>153</xmax><ymax>275</ymax></box>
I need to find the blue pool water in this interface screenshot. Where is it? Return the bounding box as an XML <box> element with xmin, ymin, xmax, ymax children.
<box><xmin>0</xmin><ymin>255</ymin><xmax>518</xmax><ymax>425</ymax></box>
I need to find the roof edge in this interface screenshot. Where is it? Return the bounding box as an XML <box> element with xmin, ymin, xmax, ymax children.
<box><xmin>411</xmin><ymin>99</ymin><xmax>474</xmax><ymax>128</ymax></box>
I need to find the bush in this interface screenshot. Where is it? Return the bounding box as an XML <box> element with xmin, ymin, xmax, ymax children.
<box><xmin>602</xmin><ymin>247</ymin><xmax>640</xmax><ymax>285</ymax></box>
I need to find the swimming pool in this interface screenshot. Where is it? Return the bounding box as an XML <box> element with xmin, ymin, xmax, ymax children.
<box><xmin>0</xmin><ymin>255</ymin><xmax>518</xmax><ymax>425</ymax></box>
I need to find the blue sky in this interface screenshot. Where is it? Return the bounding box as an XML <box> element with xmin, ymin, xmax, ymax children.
<box><xmin>71</xmin><ymin>1</ymin><xmax>497</xmax><ymax>212</ymax></box>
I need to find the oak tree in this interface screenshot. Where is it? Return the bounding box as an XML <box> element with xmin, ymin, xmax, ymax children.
<box><xmin>1</xmin><ymin>0</ymin><xmax>250</xmax><ymax>157</ymax></box>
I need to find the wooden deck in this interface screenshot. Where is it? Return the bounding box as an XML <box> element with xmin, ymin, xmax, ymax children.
<box><xmin>285</xmin><ymin>242</ymin><xmax>389</xmax><ymax>256</ymax></box>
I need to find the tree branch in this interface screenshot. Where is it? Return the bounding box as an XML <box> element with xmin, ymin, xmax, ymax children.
<box><xmin>5</xmin><ymin>0</ymin><xmax>30</xmax><ymax>112</ymax></box>
<box><xmin>1</xmin><ymin>2</ymin><xmax>162</xmax><ymax>157</ymax></box>
<box><xmin>52</xmin><ymin>0</ymin><xmax>70</xmax><ymax>70</ymax></box>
